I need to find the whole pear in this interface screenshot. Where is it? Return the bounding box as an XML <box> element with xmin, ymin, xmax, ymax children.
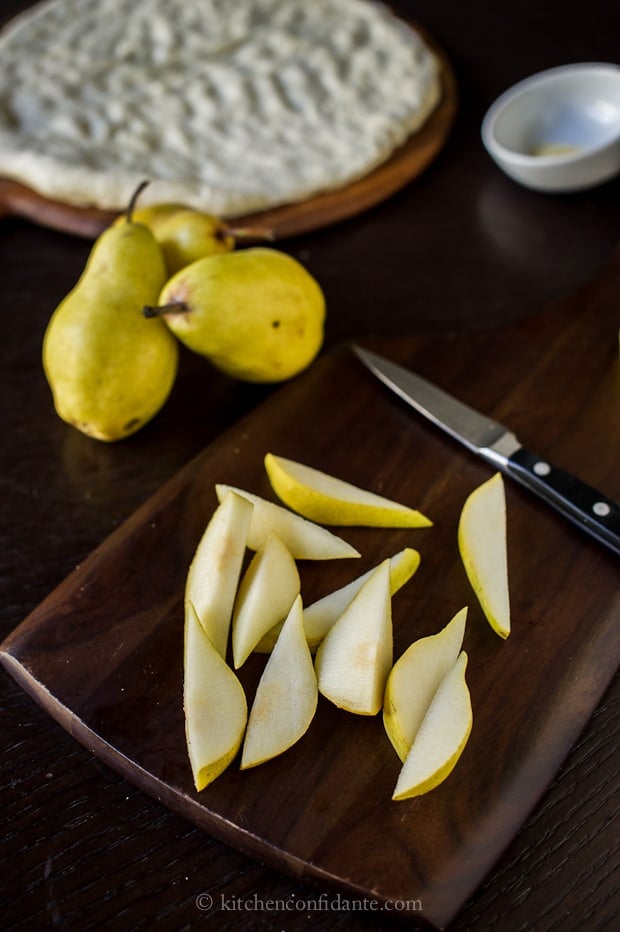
<box><xmin>116</xmin><ymin>202</ymin><xmax>273</xmax><ymax>275</ymax></box>
<box><xmin>144</xmin><ymin>248</ymin><xmax>325</xmax><ymax>383</ymax></box>
<box><xmin>115</xmin><ymin>202</ymin><xmax>233</xmax><ymax>273</ymax></box>
<box><xmin>118</xmin><ymin>202</ymin><xmax>182</xmax><ymax>234</ymax></box>
<box><xmin>156</xmin><ymin>208</ymin><xmax>235</xmax><ymax>274</ymax></box>
<box><xmin>43</xmin><ymin>185</ymin><xmax>179</xmax><ymax>441</ymax></box>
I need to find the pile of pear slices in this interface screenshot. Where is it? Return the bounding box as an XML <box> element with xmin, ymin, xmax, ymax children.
<box><xmin>184</xmin><ymin>453</ymin><xmax>511</xmax><ymax>799</ymax></box>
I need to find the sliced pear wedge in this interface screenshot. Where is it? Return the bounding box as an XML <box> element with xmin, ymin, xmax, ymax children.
<box><xmin>241</xmin><ymin>596</ymin><xmax>318</xmax><ymax>769</ymax></box>
<box><xmin>255</xmin><ymin>547</ymin><xmax>420</xmax><ymax>654</ymax></box>
<box><xmin>315</xmin><ymin>560</ymin><xmax>392</xmax><ymax>715</ymax></box>
<box><xmin>232</xmin><ymin>531</ymin><xmax>300</xmax><ymax>668</ymax></box>
<box><xmin>264</xmin><ymin>453</ymin><xmax>432</xmax><ymax>528</ymax></box>
<box><xmin>392</xmin><ymin>651</ymin><xmax>472</xmax><ymax>800</ymax></box>
<box><xmin>184</xmin><ymin>604</ymin><xmax>248</xmax><ymax>791</ymax></box>
<box><xmin>215</xmin><ymin>483</ymin><xmax>359</xmax><ymax>560</ymax></box>
<box><xmin>185</xmin><ymin>490</ymin><xmax>252</xmax><ymax>658</ymax></box>
<box><xmin>383</xmin><ymin>607</ymin><xmax>467</xmax><ymax>762</ymax></box>
<box><xmin>458</xmin><ymin>473</ymin><xmax>510</xmax><ymax>638</ymax></box>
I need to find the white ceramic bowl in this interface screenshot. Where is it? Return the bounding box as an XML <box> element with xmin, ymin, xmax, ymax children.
<box><xmin>481</xmin><ymin>63</ymin><xmax>620</xmax><ymax>192</ymax></box>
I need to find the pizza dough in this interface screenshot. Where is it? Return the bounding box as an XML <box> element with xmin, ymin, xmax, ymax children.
<box><xmin>0</xmin><ymin>0</ymin><xmax>441</xmax><ymax>216</ymax></box>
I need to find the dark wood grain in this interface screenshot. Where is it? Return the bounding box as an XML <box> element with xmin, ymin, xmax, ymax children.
<box><xmin>2</xmin><ymin>251</ymin><xmax>618</xmax><ymax>929</ymax></box>
<box><xmin>0</xmin><ymin>25</ymin><xmax>457</xmax><ymax>240</ymax></box>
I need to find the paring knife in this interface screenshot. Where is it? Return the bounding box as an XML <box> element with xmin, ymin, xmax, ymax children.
<box><xmin>353</xmin><ymin>345</ymin><xmax>620</xmax><ymax>557</ymax></box>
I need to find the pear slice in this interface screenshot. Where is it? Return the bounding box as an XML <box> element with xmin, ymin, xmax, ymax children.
<box><xmin>392</xmin><ymin>651</ymin><xmax>472</xmax><ymax>800</ymax></box>
<box><xmin>232</xmin><ymin>531</ymin><xmax>300</xmax><ymax>668</ymax></box>
<box><xmin>185</xmin><ymin>490</ymin><xmax>252</xmax><ymax>658</ymax></box>
<box><xmin>315</xmin><ymin>560</ymin><xmax>392</xmax><ymax>715</ymax></box>
<box><xmin>458</xmin><ymin>473</ymin><xmax>510</xmax><ymax>638</ymax></box>
<box><xmin>264</xmin><ymin>453</ymin><xmax>432</xmax><ymax>527</ymax></box>
<box><xmin>254</xmin><ymin>547</ymin><xmax>420</xmax><ymax>654</ymax></box>
<box><xmin>383</xmin><ymin>607</ymin><xmax>467</xmax><ymax>762</ymax></box>
<box><xmin>184</xmin><ymin>604</ymin><xmax>248</xmax><ymax>791</ymax></box>
<box><xmin>215</xmin><ymin>484</ymin><xmax>359</xmax><ymax>560</ymax></box>
<box><xmin>241</xmin><ymin>596</ymin><xmax>318</xmax><ymax>769</ymax></box>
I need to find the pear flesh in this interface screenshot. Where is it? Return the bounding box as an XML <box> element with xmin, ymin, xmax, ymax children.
<box><xmin>392</xmin><ymin>652</ymin><xmax>472</xmax><ymax>800</ymax></box>
<box><xmin>232</xmin><ymin>531</ymin><xmax>300</xmax><ymax>668</ymax></box>
<box><xmin>241</xmin><ymin>596</ymin><xmax>318</xmax><ymax>769</ymax></box>
<box><xmin>150</xmin><ymin>247</ymin><xmax>325</xmax><ymax>383</ymax></box>
<box><xmin>264</xmin><ymin>453</ymin><xmax>432</xmax><ymax>527</ymax></box>
<box><xmin>458</xmin><ymin>473</ymin><xmax>511</xmax><ymax>638</ymax></box>
<box><xmin>215</xmin><ymin>484</ymin><xmax>359</xmax><ymax>560</ymax></box>
<box><xmin>43</xmin><ymin>209</ymin><xmax>178</xmax><ymax>442</ymax></box>
<box><xmin>383</xmin><ymin>607</ymin><xmax>467</xmax><ymax>762</ymax></box>
<box><xmin>185</xmin><ymin>491</ymin><xmax>253</xmax><ymax>659</ymax></box>
<box><xmin>184</xmin><ymin>604</ymin><xmax>248</xmax><ymax>791</ymax></box>
<box><xmin>315</xmin><ymin>560</ymin><xmax>393</xmax><ymax>716</ymax></box>
<box><xmin>254</xmin><ymin>547</ymin><xmax>420</xmax><ymax>654</ymax></box>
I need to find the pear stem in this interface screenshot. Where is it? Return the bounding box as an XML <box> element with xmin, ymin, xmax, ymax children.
<box><xmin>143</xmin><ymin>302</ymin><xmax>188</xmax><ymax>319</ymax></box>
<box><xmin>223</xmin><ymin>224</ymin><xmax>276</xmax><ymax>242</ymax></box>
<box><xmin>126</xmin><ymin>179</ymin><xmax>150</xmax><ymax>223</ymax></box>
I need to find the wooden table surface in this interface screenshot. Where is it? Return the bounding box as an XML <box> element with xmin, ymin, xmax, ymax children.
<box><xmin>1</xmin><ymin>1</ymin><xmax>618</xmax><ymax>929</ymax></box>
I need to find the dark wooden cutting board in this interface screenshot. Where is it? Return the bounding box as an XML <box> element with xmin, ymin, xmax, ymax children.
<box><xmin>2</xmin><ymin>251</ymin><xmax>619</xmax><ymax>929</ymax></box>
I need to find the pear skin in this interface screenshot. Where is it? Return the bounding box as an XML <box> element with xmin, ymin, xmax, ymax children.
<box><xmin>264</xmin><ymin>452</ymin><xmax>432</xmax><ymax>527</ymax></box>
<box><xmin>116</xmin><ymin>203</ymin><xmax>274</xmax><ymax>275</ymax></box>
<box><xmin>43</xmin><ymin>195</ymin><xmax>178</xmax><ymax>442</ymax></box>
<box><xmin>156</xmin><ymin>209</ymin><xmax>235</xmax><ymax>273</ymax></box>
<box><xmin>145</xmin><ymin>248</ymin><xmax>325</xmax><ymax>383</ymax></box>
<box><xmin>116</xmin><ymin>203</ymin><xmax>234</xmax><ymax>271</ymax></box>
<box><xmin>114</xmin><ymin>202</ymin><xmax>182</xmax><ymax>234</ymax></box>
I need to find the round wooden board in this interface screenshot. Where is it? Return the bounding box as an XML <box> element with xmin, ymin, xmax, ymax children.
<box><xmin>0</xmin><ymin>23</ymin><xmax>457</xmax><ymax>241</ymax></box>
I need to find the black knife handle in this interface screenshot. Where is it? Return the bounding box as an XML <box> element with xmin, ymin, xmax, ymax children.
<box><xmin>506</xmin><ymin>447</ymin><xmax>620</xmax><ymax>557</ymax></box>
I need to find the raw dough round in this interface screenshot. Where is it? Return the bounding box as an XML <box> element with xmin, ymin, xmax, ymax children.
<box><xmin>0</xmin><ymin>0</ymin><xmax>441</xmax><ymax>215</ymax></box>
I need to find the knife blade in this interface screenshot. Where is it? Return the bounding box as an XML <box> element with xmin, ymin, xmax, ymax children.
<box><xmin>353</xmin><ymin>345</ymin><xmax>620</xmax><ymax>557</ymax></box>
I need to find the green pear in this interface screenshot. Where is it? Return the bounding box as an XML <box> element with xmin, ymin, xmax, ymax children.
<box><xmin>118</xmin><ymin>202</ymin><xmax>274</xmax><ymax>275</ymax></box>
<box><xmin>144</xmin><ymin>247</ymin><xmax>325</xmax><ymax>383</ymax></box>
<box><xmin>115</xmin><ymin>202</ymin><xmax>182</xmax><ymax>235</ymax></box>
<box><xmin>155</xmin><ymin>208</ymin><xmax>236</xmax><ymax>274</ymax></box>
<box><xmin>43</xmin><ymin>184</ymin><xmax>178</xmax><ymax>441</ymax></box>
